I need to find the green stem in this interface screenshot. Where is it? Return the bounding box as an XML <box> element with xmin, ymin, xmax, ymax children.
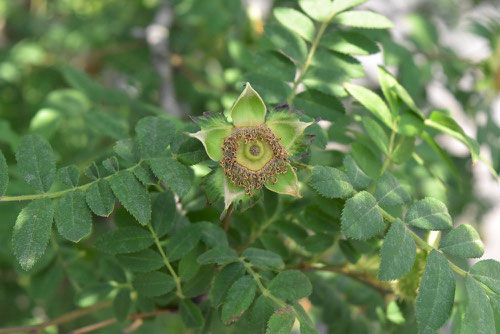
<box><xmin>240</xmin><ymin>199</ymin><xmax>282</xmax><ymax>251</ymax></box>
<box><xmin>287</xmin><ymin>12</ymin><xmax>336</xmax><ymax>105</ymax></box>
<box><xmin>379</xmin><ymin>207</ymin><xmax>467</xmax><ymax>278</ymax></box>
<box><xmin>368</xmin><ymin>121</ymin><xmax>397</xmax><ymax>193</ymax></box>
<box><xmin>0</xmin><ymin>161</ymin><xmax>142</xmax><ymax>202</ymax></box>
<box><xmin>147</xmin><ymin>225</ymin><xmax>184</xmax><ymax>298</ymax></box>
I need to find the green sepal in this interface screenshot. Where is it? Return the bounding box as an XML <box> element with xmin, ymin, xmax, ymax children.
<box><xmin>188</xmin><ymin>111</ymin><xmax>233</xmax><ymax>161</ymax></box>
<box><xmin>231</xmin><ymin>83</ymin><xmax>266</xmax><ymax>127</ymax></box>
<box><xmin>265</xmin><ymin>163</ymin><xmax>300</xmax><ymax>197</ymax></box>
<box><xmin>265</xmin><ymin>110</ymin><xmax>313</xmax><ymax>154</ymax></box>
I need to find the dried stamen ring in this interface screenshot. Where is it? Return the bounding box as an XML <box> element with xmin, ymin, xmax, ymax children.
<box><xmin>220</xmin><ymin>124</ymin><xmax>289</xmax><ymax>194</ymax></box>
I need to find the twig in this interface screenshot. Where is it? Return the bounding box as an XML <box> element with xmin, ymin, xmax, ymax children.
<box><xmin>0</xmin><ymin>301</ymin><xmax>111</xmax><ymax>334</ymax></box>
<box><xmin>222</xmin><ymin>203</ymin><xmax>234</xmax><ymax>232</ymax></box>
<box><xmin>146</xmin><ymin>0</ymin><xmax>182</xmax><ymax>118</ymax></box>
<box><xmin>70</xmin><ymin>308</ymin><xmax>176</xmax><ymax>334</ymax></box>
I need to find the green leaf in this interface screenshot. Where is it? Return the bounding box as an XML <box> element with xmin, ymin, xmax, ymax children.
<box><xmin>391</xmin><ymin>136</ymin><xmax>415</xmax><ymax>164</ymax></box>
<box><xmin>268</xmin><ymin>270</ymin><xmax>312</xmax><ymax>301</ymax></box>
<box><xmin>350</xmin><ymin>141</ymin><xmax>381</xmax><ymax>178</ymax></box>
<box><xmin>343</xmin><ymin>155</ymin><xmax>371</xmax><ymax>190</ymax></box>
<box><xmin>331</xmin><ymin>0</ymin><xmax>368</xmax><ymax>13</ymax></box>
<box><xmin>470</xmin><ymin>260</ymin><xmax>500</xmax><ymax>294</ymax></box>
<box><xmin>0</xmin><ymin>149</ymin><xmax>8</xmax><ymax>196</ymax></box>
<box><xmin>302</xmin><ymin>66</ymin><xmax>347</xmax><ymax>97</ymax></box>
<box><xmin>180</xmin><ymin>299</ymin><xmax>204</xmax><ymax>328</ymax></box>
<box><xmin>135</xmin><ymin>116</ymin><xmax>175</xmax><ymax>159</ymax></box>
<box><xmin>85</xmin><ymin>180</ymin><xmax>115</xmax><ymax>217</ymax></box>
<box><xmin>254</xmin><ymin>51</ymin><xmax>296</xmax><ymax>82</ymax></box>
<box><xmin>12</xmin><ymin>198</ymin><xmax>54</xmax><ymax>271</ymax></box>
<box><xmin>293</xmin><ymin>301</ymin><xmax>318</xmax><ymax>334</ymax></box>
<box><xmin>211</xmin><ymin>262</ymin><xmax>245</xmax><ymax>307</ymax></box>
<box><xmin>343</xmin><ymin>83</ymin><xmax>393</xmax><ymax>129</ymax></box>
<box><xmin>197</xmin><ymin>246</ymin><xmax>239</xmax><ymax>265</ymax></box>
<box><xmin>132</xmin><ymin>271</ymin><xmax>176</xmax><ymax>297</ymax></box>
<box><xmin>84</xmin><ymin>110</ymin><xmax>129</xmax><ymax>140</ymax></box>
<box><xmin>114</xmin><ymin>139</ymin><xmax>140</xmax><ymax>163</ymax></box>
<box><xmin>341</xmin><ymin>191</ymin><xmax>384</xmax><ymax>239</ymax></box>
<box><xmin>299</xmin><ymin>0</ymin><xmax>333</xmax><ymax>22</ymax></box>
<box><xmin>116</xmin><ymin>249</ymin><xmax>164</xmax><ymax>272</ymax></box>
<box><xmin>294</xmin><ymin>89</ymin><xmax>345</xmax><ymax>122</ymax></box>
<box><xmin>274</xmin><ymin>7</ymin><xmax>316</xmax><ymax>42</ymax></box>
<box><xmin>374</xmin><ymin>172</ymin><xmax>410</xmax><ymax>207</ymax></box>
<box><xmin>425</xmin><ymin>111</ymin><xmax>480</xmax><ymax>163</ymax></box>
<box><xmin>244</xmin><ymin>72</ymin><xmax>292</xmax><ymax>105</ymax></box>
<box><xmin>405</xmin><ymin>197</ymin><xmax>452</xmax><ymax>230</ymax></box>
<box><xmin>55</xmin><ymin>190</ymin><xmax>92</xmax><ymax>242</ymax></box>
<box><xmin>321</xmin><ymin>31</ymin><xmax>379</xmax><ymax>55</ymax></box>
<box><xmin>198</xmin><ymin>221</ymin><xmax>229</xmax><ymax>248</ymax></box>
<box><xmin>416</xmin><ymin>250</ymin><xmax>455</xmax><ymax>333</ymax></box>
<box><xmin>95</xmin><ymin>227</ymin><xmax>154</xmax><ymax>254</ymax></box>
<box><xmin>113</xmin><ymin>289</ymin><xmax>131</xmax><ymax>322</ymax></box>
<box><xmin>109</xmin><ymin>170</ymin><xmax>151</xmax><ymax>225</ymax></box>
<box><xmin>312</xmin><ymin>50</ymin><xmax>365</xmax><ymax>79</ymax></box>
<box><xmin>304</xmin><ymin>233</ymin><xmax>333</xmax><ymax>253</ymax></box>
<box><xmin>265</xmin><ymin>23</ymin><xmax>308</xmax><ymax>64</ymax></box>
<box><xmin>178</xmin><ymin>246</ymin><xmax>202</xmax><ymax>281</ymax></box>
<box><xmin>102</xmin><ymin>156</ymin><xmax>119</xmax><ymax>173</ymax></box>
<box><xmin>334</xmin><ymin>10</ymin><xmax>394</xmax><ymax>29</ymax></box>
<box><xmin>362</xmin><ymin>117</ymin><xmax>389</xmax><ymax>154</ymax></box>
<box><xmin>149</xmin><ymin>157</ymin><xmax>191</xmax><ymax>198</ymax></box>
<box><xmin>267</xmin><ymin>307</ymin><xmax>295</xmax><ymax>334</ymax></box>
<box><xmin>16</xmin><ymin>134</ymin><xmax>56</xmax><ymax>192</ymax></box>
<box><xmin>221</xmin><ymin>275</ymin><xmax>257</xmax><ymax>324</ymax></box>
<box><xmin>462</xmin><ymin>275</ymin><xmax>496</xmax><ymax>334</ymax></box>
<box><xmin>378</xmin><ymin>219</ymin><xmax>416</xmax><ymax>281</ymax></box>
<box><xmin>439</xmin><ymin>224</ymin><xmax>484</xmax><ymax>258</ymax></box>
<box><xmin>251</xmin><ymin>295</ymin><xmax>278</xmax><ymax>333</ymax></box>
<box><xmin>152</xmin><ymin>191</ymin><xmax>176</xmax><ymax>238</ymax></box>
<box><xmin>165</xmin><ymin>224</ymin><xmax>201</xmax><ymax>262</ymax></box>
<box><xmin>84</xmin><ymin>162</ymin><xmax>100</xmax><ymax>180</ymax></box>
<box><xmin>242</xmin><ymin>248</ymin><xmax>284</xmax><ymax>269</ymax></box>
<box><xmin>57</xmin><ymin>165</ymin><xmax>79</xmax><ymax>188</ymax></box>
<box><xmin>309</xmin><ymin>166</ymin><xmax>354</xmax><ymax>199</ymax></box>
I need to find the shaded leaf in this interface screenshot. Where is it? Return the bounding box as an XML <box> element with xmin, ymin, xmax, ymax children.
<box><xmin>321</xmin><ymin>31</ymin><xmax>379</xmax><ymax>55</ymax></box>
<box><xmin>116</xmin><ymin>249</ymin><xmax>164</xmax><ymax>272</ymax></box>
<box><xmin>132</xmin><ymin>271</ymin><xmax>176</xmax><ymax>297</ymax></box>
<box><xmin>149</xmin><ymin>156</ymin><xmax>191</xmax><ymax>198</ymax></box>
<box><xmin>95</xmin><ymin>227</ymin><xmax>154</xmax><ymax>254</ymax></box>
<box><xmin>462</xmin><ymin>275</ymin><xmax>496</xmax><ymax>334</ymax></box>
<box><xmin>374</xmin><ymin>172</ymin><xmax>410</xmax><ymax>207</ymax></box>
<box><xmin>197</xmin><ymin>246</ymin><xmax>239</xmax><ymax>265</ymax></box>
<box><xmin>211</xmin><ymin>262</ymin><xmax>245</xmax><ymax>307</ymax></box>
<box><xmin>55</xmin><ymin>190</ymin><xmax>92</xmax><ymax>242</ymax></box>
<box><xmin>113</xmin><ymin>289</ymin><xmax>131</xmax><ymax>322</ymax></box>
<box><xmin>221</xmin><ymin>275</ymin><xmax>256</xmax><ymax>324</ymax></box>
<box><xmin>165</xmin><ymin>224</ymin><xmax>201</xmax><ymax>262</ymax></box>
<box><xmin>268</xmin><ymin>270</ymin><xmax>312</xmax><ymax>301</ymax></box>
<box><xmin>0</xmin><ymin>149</ymin><xmax>8</xmax><ymax>196</ymax></box>
<box><xmin>265</xmin><ymin>23</ymin><xmax>308</xmax><ymax>64</ymax></box>
<box><xmin>343</xmin><ymin>155</ymin><xmax>371</xmax><ymax>190</ymax></box>
<box><xmin>136</xmin><ymin>116</ymin><xmax>175</xmax><ymax>159</ymax></box>
<box><xmin>416</xmin><ymin>250</ymin><xmax>455</xmax><ymax>333</ymax></box>
<box><xmin>267</xmin><ymin>307</ymin><xmax>295</xmax><ymax>334</ymax></box>
<box><xmin>242</xmin><ymin>248</ymin><xmax>284</xmax><ymax>269</ymax></box>
<box><xmin>378</xmin><ymin>219</ymin><xmax>416</xmax><ymax>281</ymax></box>
<box><xmin>86</xmin><ymin>180</ymin><xmax>115</xmax><ymax>217</ymax></box>
<box><xmin>180</xmin><ymin>299</ymin><xmax>204</xmax><ymax>328</ymax></box>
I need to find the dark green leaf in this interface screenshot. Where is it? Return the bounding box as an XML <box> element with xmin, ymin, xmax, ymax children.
<box><xmin>198</xmin><ymin>221</ymin><xmax>229</xmax><ymax>248</ymax></box>
<box><xmin>55</xmin><ymin>190</ymin><xmax>92</xmax><ymax>242</ymax></box>
<box><xmin>294</xmin><ymin>89</ymin><xmax>345</xmax><ymax>121</ymax></box>
<box><xmin>113</xmin><ymin>289</ymin><xmax>131</xmax><ymax>322</ymax></box>
<box><xmin>95</xmin><ymin>227</ymin><xmax>154</xmax><ymax>254</ymax></box>
<box><xmin>109</xmin><ymin>170</ymin><xmax>151</xmax><ymax>225</ymax></box>
<box><xmin>102</xmin><ymin>156</ymin><xmax>119</xmax><ymax>173</ymax></box>
<box><xmin>84</xmin><ymin>110</ymin><xmax>129</xmax><ymax>140</ymax></box>
<box><xmin>416</xmin><ymin>250</ymin><xmax>455</xmax><ymax>333</ymax></box>
<box><xmin>312</xmin><ymin>50</ymin><xmax>365</xmax><ymax>79</ymax></box>
<box><xmin>180</xmin><ymin>299</ymin><xmax>204</xmax><ymax>328</ymax></box>
<box><xmin>350</xmin><ymin>141</ymin><xmax>382</xmax><ymax>178</ymax></box>
<box><xmin>439</xmin><ymin>224</ymin><xmax>484</xmax><ymax>258</ymax></box>
<box><xmin>135</xmin><ymin>116</ymin><xmax>175</xmax><ymax>159</ymax></box>
<box><xmin>165</xmin><ymin>224</ymin><xmax>201</xmax><ymax>262</ymax></box>
<box><xmin>242</xmin><ymin>247</ymin><xmax>284</xmax><ymax>269</ymax></box>
<box><xmin>374</xmin><ymin>172</ymin><xmax>410</xmax><ymax>207</ymax></box>
<box><xmin>304</xmin><ymin>233</ymin><xmax>333</xmax><ymax>253</ymax></box>
<box><xmin>149</xmin><ymin>157</ymin><xmax>191</xmax><ymax>198</ymax></box>
<box><xmin>470</xmin><ymin>260</ymin><xmax>500</xmax><ymax>294</ymax></box>
<box><xmin>378</xmin><ymin>219</ymin><xmax>416</xmax><ymax>281</ymax></box>
<box><xmin>343</xmin><ymin>155</ymin><xmax>371</xmax><ymax>190</ymax></box>
<box><xmin>13</xmin><ymin>198</ymin><xmax>54</xmax><ymax>270</ymax></box>
<box><xmin>57</xmin><ymin>165</ymin><xmax>79</xmax><ymax>188</ymax></box>
<box><xmin>116</xmin><ymin>249</ymin><xmax>164</xmax><ymax>272</ymax></box>
<box><xmin>341</xmin><ymin>191</ymin><xmax>384</xmax><ymax>239</ymax></box>
<box><xmin>211</xmin><ymin>262</ymin><xmax>245</xmax><ymax>307</ymax></box>
<box><xmin>405</xmin><ymin>197</ymin><xmax>452</xmax><ymax>230</ymax></box>
<box><xmin>197</xmin><ymin>246</ymin><xmax>239</xmax><ymax>265</ymax></box>
<box><xmin>178</xmin><ymin>246</ymin><xmax>202</xmax><ymax>281</ymax></box>
<box><xmin>244</xmin><ymin>72</ymin><xmax>291</xmax><ymax>104</ymax></box>
<box><xmin>132</xmin><ymin>271</ymin><xmax>176</xmax><ymax>297</ymax></box>
<box><xmin>362</xmin><ymin>117</ymin><xmax>389</xmax><ymax>154</ymax></box>
<box><xmin>114</xmin><ymin>139</ymin><xmax>140</xmax><ymax>163</ymax></box>
<box><xmin>309</xmin><ymin>166</ymin><xmax>354</xmax><ymax>199</ymax></box>
<box><xmin>274</xmin><ymin>7</ymin><xmax>316</xmax><ymax>42</ymax></box>
<box><xmin>84</xmin><ymin>162</ymin><xmax>100</xmax><ymax>180</ymax></box>
<box><xmin>391</xmin><ymin>136</ymin><xmax>415</xmax><ymax>164</ymax></box>
<box><xmin>267</xmin><ymin>307</ymin><xmax>295</xmax><ymax>334</ymax></box>
<box><xmin>268</xmin><ymin>270</ymin><xmax>312</xmax><ymax>301</ymax></box>
<box><xmin>86</xmin><ymin>180</ymin><xmax>115</xmax><ymax>217</ymax></box>
<box><xmin>251</xmin><ymin>295</ymin><xmax>277</xmax><ymax>333</ymax></box>
<box><xmin>221</xmin><ymin>275</ymin><xmax>256</xmax><ymax>324</ymax></box>
<box><xmin>462</xmin><ymin>275</ymin><xmax>496</xmax><ymax>334</ymax></box>
<box><xmin>16</xmin><ymin>134</ymin><xmax>55</xmax><ymax>192</ymax></box>
<box><xmin>0</xmin><ymin>149</ymin><xmax>8</xmax><ymax>196</ymax></box>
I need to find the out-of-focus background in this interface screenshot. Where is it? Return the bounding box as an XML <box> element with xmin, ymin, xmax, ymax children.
<box><xmin>0</xmin><ymin>0</ymin><xmax>499</xmax><ymax>331</ymax></box>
